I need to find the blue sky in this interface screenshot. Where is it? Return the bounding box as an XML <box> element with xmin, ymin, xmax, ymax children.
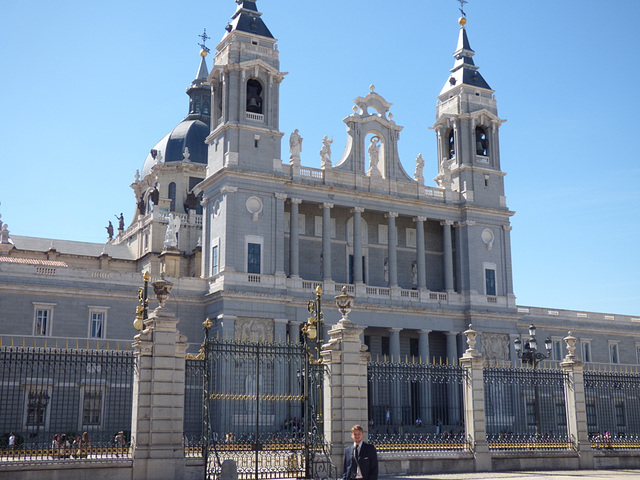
<box><xmin>1</xmin><ymin>0</ymin><xmax>638</xmax><ymax>316</ymax></box>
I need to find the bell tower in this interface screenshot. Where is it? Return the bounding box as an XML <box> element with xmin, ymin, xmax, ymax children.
<box><xmin>432</xmin><ymin>15</ymin><xmax>507</xmax><ymax>209</ymax></box>
<box><xmin>206</xmin><ymin>0</ymin><xmax>286</xmax><ymax>176</ymax></box>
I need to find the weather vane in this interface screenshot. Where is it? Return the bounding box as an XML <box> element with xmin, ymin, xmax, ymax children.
<box><xmin>457</xmin><ymin>0</ymin><xmax>468</xmax><ymax>17</ymax></box>
<box><xmin>198</xmin><ymin>28</ymin><xmax>210</xmax><ymax>54</ymax></box>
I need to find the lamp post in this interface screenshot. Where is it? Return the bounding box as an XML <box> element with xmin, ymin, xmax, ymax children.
<box><xmin>133</xmin><ymin>271</ymin><xmax>150</xmax><ymax>331</ymax></box>
<box><xmin>301</xmin><ymin>286</ymin><xmax>325</xmax><ymax>479</ymax></box>
<box><xmin>514</xmin><ymin>324</ymin><xmax>552</xmax><ymax>436</ymax></box>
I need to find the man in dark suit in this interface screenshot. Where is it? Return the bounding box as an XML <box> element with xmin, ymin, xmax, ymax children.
<box><xmin>343</xmin><ymin>425</ymin><xmax>378</xmax><ymax>480</ymax></box>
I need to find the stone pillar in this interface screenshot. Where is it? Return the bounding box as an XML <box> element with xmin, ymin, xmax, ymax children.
<box><xmin>445</xmin><ymin>331</ymin><xmax>458</xmax><ymax>364</ymax></box>
<box><xmin>560</xmin><ymin>332</ymin><xmax>594</xmax><ymax>469</ymax></box>
<box><xmin>418</xmin><ymin>330</ymin><xmax>431</xmax><ymax>363</ymax></box>
<box><xmin>322</xmin><ymin>203</ymin><xmax>333</xmax><ymax>281</ymax></box>
<box><xmin>459</xmin><ymin>325</ymin><xmax>491</xmax><ymax>472</ymax></box>
<box><xmin>442</xmin><ymin>220</ymin><xmax>455</xmax><ymax>293</ymax></box>
<box><xmin>289</xmin><ymin>198</ymin><xmax>302</xmax><ymax>277</ymax></box>
<box><xmin>131</xmin><ymin>280</ymin><xmax>188</xmax><ymax>480</ymax></box>
<box><xmin>352</xmin><ymin>207</ymin><xmax>364</xmax><ymax>284</ymax></box>
<box><xmin>418</xmin><ymin>330</ymin><xmax>432</xmax><ymax>424</ymax></box>
<box><xmin>274</xmin><ymin>193</ymin><xmax>287</xmax><ymax>276</ymax></box>
<box><xmin>321</xmin><ymin>317</ymin><xmax>368</xmax><ymax>475</ymax></box>
<box><xmin>386</xmin><ymin>212</ymin><xmax>398</xmax><ymax>286</ymax></box>
<box><xmin>415</xmin><ymin>216</ymin><xmax>427</xmax><ymax>290</ymax></box>
<box><xmin>389</xmin><ymin>328</ymin><xmax>401</xmax><ymax>362</ymax></box>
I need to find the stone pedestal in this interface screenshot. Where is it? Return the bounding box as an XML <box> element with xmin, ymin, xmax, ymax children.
<box><xmin>561</xmin><ymin>338</ymin><xmax>594</xmax><ymax>469</ymax></box>
<box><xmin>131</xmin><ymin>303</ymin><xmax>188</xmax><ymax>480</ymax></box>
<box><xmin>321</xmin><ymin>318</ymin><xmax>369</xmax><ymax>474</ymax></box>
<box><xmin>459</xmin><ymin>326</ymin><xmax>491</xmax><ymax>472</ymax></box>
<box><xmin>160</xmin><ymin>247</ymin><xmax>182</xmax><ymax>277</ymax></box>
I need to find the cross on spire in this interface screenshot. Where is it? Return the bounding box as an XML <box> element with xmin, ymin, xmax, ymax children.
<box><xmin>457</xmin><ymin>0</ymin><xmax>468</xmax><ymax>17</ymax></box>
<box><xmin>198</xmin><ymin>28</ymin><xmax>210</xmax><ymax>54</ymax></box>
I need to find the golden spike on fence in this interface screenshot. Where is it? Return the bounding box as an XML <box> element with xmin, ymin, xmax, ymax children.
<box><xmin>0</xmin><ymin>337</ymin><xmax>2</xmax><ymax>347</ymax></box>
<box><xmin>75</xmin><ymin>339</ymin><xmax>78</xmax><ymax>349</ymax></box>
<box><xmin>383</xmin><ymin>354</ymin><xmax>387</xmax><ymax>363</ymax></box>
<box><xmin>21</xmin><ymin>337</ymin><xmax>24</xmax><ymax>347</ymax></box>
<box><xmin>106</xmin><ymin>342</ymin><xmax>110</xmax><ymax>351</ymax></box>
<box><xmin>439</xmin><ymin>357</ymin><xmax>443</xmax><ymax>366</ymax></box>
<box><xmin>44</xmin><ymin>339</ymin><xmax>47</xmax><ymax>348</ymax></box>
<box><xmin>32</xmin><ymin>338</ymin><xmax>36</xmax><ymax>348</ymax></box>
<box><xmin>405</xmin><ymin>355</ymin><xmax>408</xmax><ymax>364</ymax></box>
<box><xmin>10</xmin><ymin>337</ymin><xmax>14</xmax><ymax>347</ymax></box>
<box><xmin>86</xmin><ymin>340</ymin><xmax>89</xmax><ymax>350</ymax></box>
<box><xmin>116</xmin><ymin>343</ymin><xmax>120</xmax><ymax>351</ymax></box>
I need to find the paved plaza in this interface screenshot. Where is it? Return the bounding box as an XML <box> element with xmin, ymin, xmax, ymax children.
<box><xmin>389</xmin><ymin>470</ymin><xmax>640</xmax><ymax>480</ymax></box>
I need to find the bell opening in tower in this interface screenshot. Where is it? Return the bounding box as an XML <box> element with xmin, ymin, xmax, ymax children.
<box><xmin>246</xmin><ymin>79</ymin><xmax>263</xmax><ymax>114</ymax></box>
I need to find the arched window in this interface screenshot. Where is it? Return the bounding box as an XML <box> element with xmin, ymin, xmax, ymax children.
<box><xmin>195</xmin><ymin>100</ymin><xmax>201</xmax><ymax>114</ymax></box>
<box><xmin>168</xmin><ymin>182</ymin><xmax>176</xmax><ymax>212</ymax></box>
<box><xmin>246</xmin><ymin>79</ymin><xmax>263</xmax><ymax>114</ymax></box>
<box><xmin>475</xmin><ymin>126</ymin><xmax>488</xmax><ymax>156</ymax></box>
<box><xmin>448</xmin><ymin>129</ymin><xmax>455</xmax><ymax>159</ymax></box>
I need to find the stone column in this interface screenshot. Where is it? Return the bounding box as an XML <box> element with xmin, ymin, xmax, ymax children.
<box><xmin>321</xmin><ymin>317</ymin><xmax>368</xmax><ymax>475</ymax></box>
<box><xmin>415</xmin><ymin>216</ymin><xmax>427</xmax><ymax>290</ymax></box>
<box><xmin>289</xmin><ymin>198</ymin><xmax>302</xmax><ymax>277</ymax></box>
<box><xmin>386</xmin><ymin>212</ymin><xmax>398</xmax><ymax>287</ymax></box>
<box><xmin>442</xmin><ymin>220</ymin><xmax>455</xmax><ymax>293</ymax></box>
<box><xmin>389</xmin><ymin>328</ymin><xmax>401</xmax><ymax>363</ymax></box>
<box><xmin>445</xmin><ymin>331</ymin><xmax>461</xmax><ymax>425</ymax></box>
<box><xmin>560</xmin><ymin>333</ymin><xmax>594</xmax><ymax>469</ymax></box>
<box><xmin>322</xmin><ymin>203</ymin><xmax>333</xmax><ymax>281</ymax></box>
<box><xmin>131</xmin><ymin>280</ymin><xmax>188</xmax><ymax>480</ymax></box>
<box><xmin>459</xmin><ymin>325</ymin><xmax>491</xmax><ymax>472</ymax></box>
<box><xmin>352</xmin><ymin>207</ymin><xmax>364</xmax><ymax>284</ymax></box>
<box><xmin>274</xmin><ymin>193</ymin><xmax>287</xmax><ymax>276</ymax></box>
<box><xmin>418</xmin><ymin>330</ymin><xmax>431</xmax><ymax>363</ymax></box>
<box><xmin>418</xmin><ymin>330</ymin><xmax>432</xmax><ymax>424</ymax></box>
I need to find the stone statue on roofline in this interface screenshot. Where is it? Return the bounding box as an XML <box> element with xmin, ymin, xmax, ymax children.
<box><xmin>289</xmin><ymin>129</ymin><xmax>303</xmax><ymax>165</ymax></box>
<box><xmin>320</xmin><ymin>135</ymin><xmax>333</xmax><ymax>169</ymax></box>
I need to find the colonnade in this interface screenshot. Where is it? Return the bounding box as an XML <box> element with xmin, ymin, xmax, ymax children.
<box><xmin>285</xmin><ymin>198</ymin><xmax>456</xmax><ymax>292</ymax></box>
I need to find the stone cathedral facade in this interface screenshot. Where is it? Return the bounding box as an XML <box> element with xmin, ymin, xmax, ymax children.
<box><xmin>1</xmin><ymin>1</ymin><xmax>638</xmax><ymax>373</ymax></box>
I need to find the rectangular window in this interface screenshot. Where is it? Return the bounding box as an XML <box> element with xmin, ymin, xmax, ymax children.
<box><xmin>526</xmin><ymin>401</ymin><xmax>536</xmax><ymax>426</ymax></box>
<box><xmin>582</xmin><ymin>341</ymin><xmax>592</xmax><ymax>362</ymax></box>
<box><xmin>586</xmin><ymin>402</ymin><xmax>597</xmax><ymax>429</ymax></box>
<box><xmin>610</xmin><ymin>343</ymin><xmax>619</xmax><ymax>364</ymax></box>
<box><xmin>247</xmin><ymin>243</ymin><xmax>261</xmax><ymax>274</ymax></box>
<box><xmin>33</xmin><ymin>303</ymin><xmax>56</xmax><ymax>336</ymax></box>
<box><xmin>212</xmin><ymin>245</ymin><xmax>219</xmax><ymax>275</ymax></box>
<box><xmin>35</xmin><ymin>310</ymin><xmax>49</xmax><ymax>336</ymax></box>
<box><xmin>636</xmin><ymin>344</ymin><xmax>640</xmax><ymax>364</ymax></box>
<box><xmin>378</xmin><ymin>224</ymin><xmax>388</xmax><ymax>245</ymax></box>
<box><xmin>556</xmin><ymin>402</ymin><xmax>567</xmax><ymax>427</ymax></box>
<box><xmin>485</xmin><ymin>269</ymin><xmax>496</xmax><ymax>296</ymax></box>
<box><xmin>553</xmin><ymin>340</ymin><xmax>562</xmax><ymax>361</ymax></box>
<box><xmin>615</xmin><ymin>403</ymin><xmax>626</xmax><ymax>427</ymax></box>
<box><xmin>314</xmin><ymin>216</ymin><xmax>336</xmax><ymax>238</ymax></box>
<box><xmin>406</xmin><ymin>228</ymin><xmax>416</xmax><ymax>247</ymax></box>
<box><xmin>26</xmin><ymin>390</ymin><xmax>50</xmax><ymax>427</ymax></box>
<box><xmin>615</xmin><ymin>403</ymin><xmax>627</xmax><ymax>427</ymax></box>
<box><xmin>90</xmin><ymin>312</ymin><xmax>104</xmax><ymax>339</ymax></box>
<box><xmin>298</xmin><ymin>214</ymin><xmax>305</xmax><ymax>235</ymax></box>
<box><xmin>381</xmin><ymin>336</ymin><xmax>390</xmax><ymax>357</ymax></box>
<box><xmin>82</xmin><ymin>390</ymin><xmax>102</xmax><ymax>426</ymax></box>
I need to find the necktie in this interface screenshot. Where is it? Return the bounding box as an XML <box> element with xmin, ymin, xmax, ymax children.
<box><xmin>355</xmin><ymin>445</ymin><xmax>359</xmax><ymax>460</ymax></box>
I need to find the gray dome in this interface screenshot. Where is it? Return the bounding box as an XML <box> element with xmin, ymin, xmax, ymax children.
<box><xmin>141</xmin><ymin>118</ymin><xmax>209</xmax><ymax>178</ymax></box>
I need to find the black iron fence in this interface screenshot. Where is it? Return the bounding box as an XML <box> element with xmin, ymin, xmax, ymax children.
<box><xmin>584</xmin><ymin>366</ymin><xmax>640</xmax><ymax>449</ymax></box>
<box><xmin>0</xmin><ymin>345</ymin><xmax>134</xmax><ymax>461</ymax></box>
<box><xmin>367</xmin><ymin>359</ymin><xmax>468</xmax><ymax>452</ymax></box>
<box><xmin>483</xmin><ymin>363</ymin><xmax>570</xmax><ymax>451</ymax></box>
<box><xmin>202</xmin><ymin>336</ymin><xmax>331</xmax><ymax>480</ymax></box>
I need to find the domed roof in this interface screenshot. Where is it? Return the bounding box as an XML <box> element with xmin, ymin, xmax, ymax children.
<box><xmin>141</xmin><ymin>53</ymin><xmax>211</xmax><ymax>178</ymax></box>
<box><xmin>141</xmin><ymin>118</ymin><xmax>209</xmax><ymax>177</ymax></box>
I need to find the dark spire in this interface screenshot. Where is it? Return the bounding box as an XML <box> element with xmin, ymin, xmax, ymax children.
<box><xmin>440</xmin><ymin>17</ymin><xmax>492</xmax><ymax>96</ymax></box>
<box><xmin>225</xmin><ymin>0</ymin><xmax>274</xmax><ymax>39</ymax></box>
<box><xmin>185</xmin><ymin>43</ymin><xmax>211</xmax><ymax>121</ymax></box>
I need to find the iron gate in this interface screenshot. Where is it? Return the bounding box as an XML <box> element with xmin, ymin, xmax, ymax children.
<box><xmin>201</xmin><ymin>325</ymin><xmax>333</xmax><ymax>480</ymax></box>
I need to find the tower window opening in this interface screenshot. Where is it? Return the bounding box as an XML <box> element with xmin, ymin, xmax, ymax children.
<box><xmin>476</xmin><ymin>126</ymin><xmax>488</xmax><ymax>156</ymax></box>
<box><xmin>168</xmin><ymin>182</ymin><xmax>176</xmax><ymax>211</ymax></box>
<box><xmin>195</xmin><ymin>100</ymin><xmax>201</xmax><ymax>114</ymax></box>
<box><xmin>203</xmin><ymin>101</ymin><xmax>210</xmax><ymax>115</ymax></box>
<box><xmin>246</xmin><ymin>79</ymin><xmax>263</xmax><ymax>114</ymax></box>
<box><xmin>448</xmin><ymin>129</ymin><xmax>455</xmax><ymax>159</ymax></box>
